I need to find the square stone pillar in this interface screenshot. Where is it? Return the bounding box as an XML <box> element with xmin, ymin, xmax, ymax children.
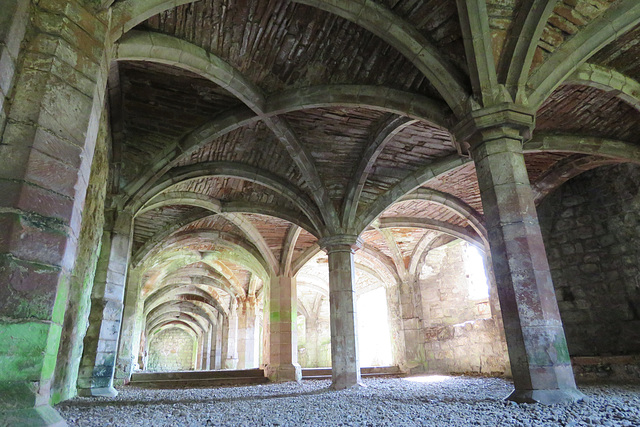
<box><xmin>77</xmin><ymin>211</ymin><xmax>133</xmax><ymax>397</ymax></box>
<box><xmin>114</xmin><ymin>270</ymin><xmax>143</xmax><ymax>384</ymax></box>
<box><xmin>265</xmin><ymin>274</ymin><xmax>302</xmax><ymax>382</ymax></box>
<box><xmin>237</xmin><ymin>296</ymin><xmax>257</xmax><ymax>369</ymax></box>
<box><xmin>0</xmin><ymin>1</ymin><xmax>109</xmax><ymax>424</ymax></box>
<box><xmin>458</xmin><ymin>107</ymin><xmax>584</xmax><ymax>404</ymax></box>
<box><xmin>318</xmin><ymin>235</ymin><xmax>363</xmax><ymax>390</ymax></box>
<box><xmin>225</xmin><ymin>300</ymin><xmax>239</xmax><ymax>369</ymax></box>
<box><xmin>215</xmin><ymin>312</ymin><xmax>224</xmax><ymax>369</ymax></box>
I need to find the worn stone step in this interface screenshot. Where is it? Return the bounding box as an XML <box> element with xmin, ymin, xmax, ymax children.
<box><xmin>131</xmin><ymin>368</ymin><xmax>265</xmax><ymax>382</ymax></box>
<box><xmin>129</xmin><ymin>376</ymin><xmax>270</xmax><ymax>389</ymax></box>
<box><xmin>301</xmin><ymin>366</ymin><xmax>404</xmax><ymax>379</ymax></box>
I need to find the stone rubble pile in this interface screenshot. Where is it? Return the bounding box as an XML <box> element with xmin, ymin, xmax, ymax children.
<box><xmin>56</xmin><ymin>376</ymin><xmax>640</xmax><ymax>426</ymax></box>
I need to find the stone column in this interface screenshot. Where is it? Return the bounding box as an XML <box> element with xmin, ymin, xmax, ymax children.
<box><xmin>214</xmin><ymin>316</ymin><xmax>223</xmax><ymax>369</ymax></box>
<box><xmin>386</xmin><ymin>282</ymin><xmax>407</xmax><ymax>371</ymax></box>
<box><xmin>114</xmin><ymin>269</ymin><xmax>142</xmax><ymax>384</ymax></box>
<box><xmin>265</xmin><ymin>274</ymin><xmax>302</xmax><ymax>382</ymax></box>
<box><xmin>207</xmin><ymin>322</ymin><xmax>217</xmax><ymax>370</ymax></box>
<box><xmin>237</xmin><ymin>296</ymin><xmax>257</xmax><ymax>369</ymax></box>
<box><xmin>225</xmin><ymin>300</ymin><xmax>239</xmax><ymax>369</ymax></box>
<box><xmin>318</xmin><ymin>235</ymin><xmax>363</xmax><ymax>389</ymax></box>
<box><xmin>194</xmin><ymin>334</ymin><xmax>204</xmax><ymax>370</ymax></box>
<box><xmin>459</xmin><ymin>107</ymin><xmax>583</xmax><ymax>404</ymax></box>
<box><xmin>77</xmin><ymin>211</ymin><xmax>133</xmax><ymax>397</ymax></box>
<box><xmin>0</xmin><ymin>1</ymin><xmax>109</xmax><ymax>423</ymax></box>
<box><xmin>305</xmin><ymin>312</ymin><xmax>320</xmax><ymax>367</ymax></box>
<box><xmin>399</xmin><ymin>277</ymin><xmax>425</xmax><ymax>371</ymax></box>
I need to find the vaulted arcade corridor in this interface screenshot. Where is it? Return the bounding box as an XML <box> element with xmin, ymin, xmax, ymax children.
<box><xmin>2</xmin><ymin>0</ymin><xmax>640</xmax><ymax>425</ymax></box>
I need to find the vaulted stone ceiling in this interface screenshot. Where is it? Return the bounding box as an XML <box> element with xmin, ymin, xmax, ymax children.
<box><xmin>106</xmin><ymin>0</ymin><xmax>640</xmax><ymax>330</ymax></box>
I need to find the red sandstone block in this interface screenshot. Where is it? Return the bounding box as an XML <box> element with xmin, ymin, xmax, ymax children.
<box><xmin>0</xmin><ymin>254</ymin><xmax>60</xmax><ymax>319</ymax></box>
<box><xmin>0</xmin><ymin>180</ymin><xmax>74</xmax><ymax>223</ymax></box>
<box><xmin>32</xmin><ymin>127</ymin><xmax>83</xmax><ymax>169</ymax></box>
<box><xmin>24</xmin><ymin>149</ymin><xmax>79</xmax><ymax>198</ymax></box>
<box><xmin>0</xmin><ymin>212</ymin><xmax>68</xmax><ymax>266</ymax></box>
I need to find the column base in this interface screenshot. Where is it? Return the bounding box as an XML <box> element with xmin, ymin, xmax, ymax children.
<box><xmin>331</xmin><ymin>364</ymin><xmax>363</xmax><ymax>390</ymax></box>
<box><xmin>507</xmin><ymin>388</ymin><xmax>585</xmax><ymax>405</ymax></box>
<box><xmin>266</xmin><ymin>363</ymin><xmax>302</xmax><ymax>382</ymax></box>
<box><xmin>225</xmin><ymin>357</ymin><xmax>238</xmax><ymax>370</ymax></box>
<box><xmin>0</xmin><ymin>405</ymin><xmax>67</xmax><ymax>427</ymax></box>
<box><xmin>77</xmin><ymin>386</ymin><xmax>118</xmax><ymax>398</ymax></box>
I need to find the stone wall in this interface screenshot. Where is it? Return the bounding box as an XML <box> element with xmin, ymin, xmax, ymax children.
<box><xmin>147</xmin><ymin>328</ymin><xmax>195</xmax><ymax>372</ymax></box>
<box><xmin>538</xmin><ymin>163</ymin><xmax>640</xmax><ymax>357</ymax></box>
<box><xmin>417</xmin><ymin>241</ymin><xmax>510</xmax><ymax>375</ymax></box>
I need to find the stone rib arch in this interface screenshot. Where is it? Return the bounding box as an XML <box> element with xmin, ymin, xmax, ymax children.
<box><xmin>265</xmin><ymin>85</ymin><xmax>450</xmax><ymax>128</ymax></box>
<box><xmin>342</xmin><ymin>116</ymin><xmax>418</xmax><ymax>229</ymax></box>
<box><xmin>291</xmin><ymin>0</ymin><xmax>470</xmax><ymax>116</ymax></box>
<box><xmin>376</xmin><ymin>217</ymin><xmax>484</xmax><ymax>249</ymax></box>
<box><xmin>455</xmin><ymin>0</ymin><xmax>499</xmax><ymax>106</ymax></box>
<box><xmin>144</xmin><ymin>284</ymin><xmax>229</xmax><ymax>318</ymax></box>
<box><xmin>356</xmin><ymin>154</ymin><xmax>472</xmax><ymax>234</ymax></box>
<box><xmin>498</xmin><ymin>0</ymin><xmax>559</xmax><ymax>100</ymax></box>
<box><xmin>133</xmin><ymin>162</ymin><xmax>325</xmax><ymax>235</ymax></box>
<box><xmin>115</xmin><ymin>30</ymin><xmax>338</xmax><ymax>230</ymax></box>
<box><xmin>565</xmin><ymin>63</ymin><xmax>640</xmax><ymax>112</ymax></box>
<box><xmin>138</xmin><ymin>231</ymin><xmax>270</xmax><ymax>286</ymax></box>
<box><xmin>527</xmin><ymin>1</ymin><xmax>640</xmax><ymax>108</ymax></box>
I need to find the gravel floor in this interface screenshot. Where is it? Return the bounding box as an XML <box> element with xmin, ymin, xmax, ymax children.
<box><xmin>56</xmin><ymin>376</ymin><xmax>640</xmax><ymax>426</ymax></box>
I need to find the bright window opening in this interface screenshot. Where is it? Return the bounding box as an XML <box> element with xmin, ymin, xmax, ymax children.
<box><xmin>465</xmin><ymin>244</ymin><xmax>489</xmax><ymax>300</ymax></box>
<box><xmin>357</xmin><ymin>287</ymin><xmax>392</xmax><ymax>366</ymax></box>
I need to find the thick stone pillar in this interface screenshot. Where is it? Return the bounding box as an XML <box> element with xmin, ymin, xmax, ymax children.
<box><xmin>114</xmin><ymin>269</ymin><xmax>142</xmax><ymax>384</ymax></box>
<box><xmin>386</xmin><ymin>282</ymin><xmax>407</xmax><ymax>371</ymax></box>
<box><xmin>459</xmin><ymin>107</ymin><xmax>583</xmax><ymax>404</ymax></box>
<box><xmin>225</xmin><ymin>300</ymin><xmax>239</xmax><ymax>369</ymax></box>
<box><xmin>318</xmin><ymin>235</ymin><xmax>363</xmax><ymax>389</ymax></box>
<box><xmin>214</xmin><ymin>312</ymin><xmax>223</xmax><ymax>369</ymax></box>
<box><xmin>305</xmin><ymin>312</ymin><xmax>320</xmax><ymax>367</ymax></box>
<box><xmin>237</xmin><ymin>296</ymin><xmax>257</xmax><ymax>369</ymax></box>
<box><xmin>265</xmin><ymin>274</ymin><xmax>302</xmax><ymax>382</ymax></box>
<box><xmin>399</xmin><ymin>277</ymin><xmax>425</xmax><ymax>371</ymax></box>
<box><xmin>195</xmin><ymin>334</ymin><xmax>204</xmax><ymax>370</ymax></box>
<box><xmin>77</xmin><ymin>211</ymin><xmax>133</xmax><ymax>397</ymax></box>
<box><xmin>0</xmin><ymin>1</ymin><xmax>109</xmax><ymax>423</ymax></box>
<box><xmin>207</xmin><ymin>323</ymin><xmax>217</xmax><ymax>370</ymax></box>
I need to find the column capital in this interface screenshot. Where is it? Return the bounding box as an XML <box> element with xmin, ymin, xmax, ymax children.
<box><xmin>318</xmin><ymin>235</ymin><xmax>363</xmax><ymax>253</ymax></box>
<box><xmin>452</xmin><ymin>103</ymin><xmax>536</xmax><ymax>154</ymax></box>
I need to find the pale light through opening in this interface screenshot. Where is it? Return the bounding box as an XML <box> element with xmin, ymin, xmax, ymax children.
<box><xmin>465</xmin><ymin>244</ymin><xmax>489</xmax><ymax>300</ymax></box>
<box><xmin>357</xmin><ymin>287</ymin><xmax>392</xmax><ymax>366</ymax></box>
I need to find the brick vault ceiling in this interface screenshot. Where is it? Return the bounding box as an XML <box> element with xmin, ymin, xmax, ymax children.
<box><xmin>108</xmin><ymin>0</ymin><xmax>640</xmax><ymax>304</ymax></box>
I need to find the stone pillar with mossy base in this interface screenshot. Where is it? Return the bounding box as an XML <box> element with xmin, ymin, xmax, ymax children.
<box><xmin>318</xmin><ymin>235</ymin><xmax>363</xmax><ymax>390</ymax></box>
<box><xmin>77</xmin><ymin>210</ymin><xmax>133</xmax><ymax>397</ymax></box>
<box><xmin>0</xmin><ymin>0</ymin><xmax>109</xmax><ymax>424</ymax></box>
<box><xmin>455</xmin><ymin>105</ymin><xmax>585</xmax><ymax>404</ymax></box>
<box><xmin>266</xmin><ymin>274</ymin><xmax>302</xmax><ymax>382</ymax></box>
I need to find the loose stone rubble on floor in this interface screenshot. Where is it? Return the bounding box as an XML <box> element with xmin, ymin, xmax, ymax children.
<box><xmin>56</xmin><ymin>376</ymin><xmax>640</xmax><ymax>426</ymax></box>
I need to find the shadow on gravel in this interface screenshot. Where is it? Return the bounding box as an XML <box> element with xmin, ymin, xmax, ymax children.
<box><xmin>56</xmin><ymin>387</ymin><xmax>333</xmax><ymax>409</ymax></box>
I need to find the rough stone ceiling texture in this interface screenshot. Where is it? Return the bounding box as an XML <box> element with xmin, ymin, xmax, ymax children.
<box><xmin>174</xmin><ymin>122</ymin><xmax>307</xmax><ymax>189</ymax></box>
<box><xmin>118</xmin><ymin>61</ymin><xmax>241</xmax><ymax>189</ymax></box>
<box><xmin>537</xmin><ymin>85</ymin><xmax>640</xmax><ymax>141</ymax></box>
<box><xmin>140</xmin><ymin>0</ymin><xmax>443</xmax><ymax>97</ymax></box>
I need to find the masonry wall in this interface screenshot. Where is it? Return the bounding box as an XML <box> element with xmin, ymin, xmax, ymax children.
<box><xmin>417</xmin><ymin>241</ymin><xmax>510</xmax><ymax>375</ymax></box>
<box><xmin>147</xmin><ymin>328</ymin><xmax>195</xmax><ymax>372</ymax></box>
<box><xmin>538</xmin><ymin>163</ymin><xmax>640</xmax><ymax>357</ymax></box>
